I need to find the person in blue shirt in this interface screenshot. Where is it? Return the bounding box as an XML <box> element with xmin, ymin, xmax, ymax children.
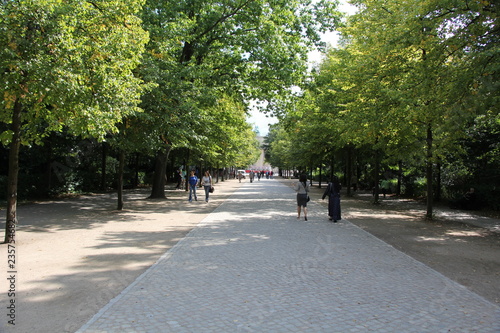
<box><xmin>188</xmin><ymin>170</ymin><xmax>198</xmax><ymax>202</ymax></box>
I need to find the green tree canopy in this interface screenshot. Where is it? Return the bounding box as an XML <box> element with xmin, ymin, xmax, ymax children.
<box><xmin>268</xmin><ymin>0</ymin><xmax>498</xmax><ymax>214</ymax></box>
<box><xmin>139</xmin><ymin>0</ymin><xmax>342</xmax><ymax>197</ymax></box>
<box><xmin>1</xmin><ymin>0</ymin><xmax>149</xmax><ymax>241</ymax></box>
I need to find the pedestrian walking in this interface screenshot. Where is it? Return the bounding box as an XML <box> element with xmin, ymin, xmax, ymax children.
<box><xmin>295</xmin><ymin>174</ymin><xmax>310</xmax><ymax>221</ymax></box>
<box><xmin>322</xmin><ymin>175</ymin><xmax>341</xmax><ymax>222</ymax></box>
<box><xmin>188</xmin><ymin>170</ymin><xmax>198</xmax><ymax>202</ymax></box>
<box><xmin>175</xmin><ymin>169</ymin><xmax>182</xmax><ymax>189</ymax></box>
<box><xmin>201</xmin><ymin>170</ymin><xmax>213</xmax><ymax>202</ymax></box>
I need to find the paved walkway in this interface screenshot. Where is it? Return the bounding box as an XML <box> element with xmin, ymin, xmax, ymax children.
<box><xmin>77</xmin><ymin>179</ymin><xmax>500</xmax><ymax>332</ymax></box>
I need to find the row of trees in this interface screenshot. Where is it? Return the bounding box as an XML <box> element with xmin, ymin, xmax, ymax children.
<box><xmin>1</xmin><ymin>0</ymin><xmax>342</xmax><ymax>242</ymax></box>
<box><xmin>265</xmin><ymin>0</ymin><xmax>499</xmax><ymax>218</ymax></box>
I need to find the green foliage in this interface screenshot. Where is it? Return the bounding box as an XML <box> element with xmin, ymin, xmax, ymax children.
<box><xmin>441</xmin><ymin>111</ymin><xmax>500</xmax><ymax>207</ymax></box>
<box><xmin>264</xmin><ymin>0</ymin><xmax>498</xmax><ymax>211</ymax></box>
<box><xmin>136</xmin><ymin>0</ymin><xmax>342</xmax><ymax>179</ymax></box>
<box><xmin>266</xmin><ymin>124</ymin><xmax>294</xmax><ymax>169</ymax></box>
<box><xmin>0</xmin><ymin>0</ymin><xmax>149</xmax><ymax>144</ymax></box>
<box><xmin>189</xmin><ymin>95</ymin><xmax>261</xmax><ymax>168</ymax></box>
<box><xmin>2</xmin><ymin>0</ymin><xmax>496</xmax><ymax>212</ymax></box>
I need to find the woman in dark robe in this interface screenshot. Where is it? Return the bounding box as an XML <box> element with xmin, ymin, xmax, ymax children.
<box><xmin>322</xmin><ymin>176</ymin><xmax>341</xmax><ymax>222</ymax></box>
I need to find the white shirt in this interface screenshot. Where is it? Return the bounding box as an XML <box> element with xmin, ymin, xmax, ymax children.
<box><xmin>202</xmin><ymin>176</ymin><xmax>212</xmax><ymax>186</ymax></box>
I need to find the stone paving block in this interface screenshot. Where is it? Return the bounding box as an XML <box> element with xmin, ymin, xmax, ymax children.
<box><xmin>77</xmin><ymin>180</ymin><xmax>500</xmax><ymax>333</ymax></box>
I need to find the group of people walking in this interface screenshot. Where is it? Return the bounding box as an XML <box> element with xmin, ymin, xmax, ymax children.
<box><xmin>241</xmin><ymin>170</ymin><xmax>274</xmax><ymax>183</ymax></box>
<box><xmin>295</xmin><ymin>174</ymin><xmax>342</xmax><ymax>222</ymax></box>
<box><xmin>187</xmin><ymin>170</ymin><xmax>214</xmax><ymax>203</ymax></box>
<box><xmin>183</xmin><ymin>169</ymin><xmax>342</xmax><ymax>222</ymax></box>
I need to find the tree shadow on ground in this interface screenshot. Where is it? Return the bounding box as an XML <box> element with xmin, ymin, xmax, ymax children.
<box><xmin>0</xmin><ymin>186</ymin><xmax>235</xmax><ymax>235</ymax></box>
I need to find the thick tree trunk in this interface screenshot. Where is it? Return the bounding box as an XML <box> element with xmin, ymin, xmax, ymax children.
<box><xmin>5</xmin><ymin>99</ymin><xmax>22</xmax><ymax>244</ymax></box>
<box><xmin>425</xmin><ymin>124</ymin><xmax>434</xmax><ymax>219</ymax></box>
<box><xmin>117</xmin><ymin>150</ymin><xmax>125</xmax><ymax>210</ymax></box>
<box><xmin>150</xmin><ymin>149</ymin><xmax>168</xmax><ymax>198</ymax></box>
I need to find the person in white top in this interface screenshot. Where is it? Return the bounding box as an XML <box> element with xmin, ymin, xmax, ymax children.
<box><xmin>294</xmin><ymin>173</ymin><xmax>310</xmax><ymax>221</ymax></box>
<box><xmin>201</xmin><ymin>171</ymin><xmax>213</xmax><ymax>202</ymax></box>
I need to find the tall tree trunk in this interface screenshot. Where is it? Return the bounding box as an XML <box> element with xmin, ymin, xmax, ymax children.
<box><xmin>397</xmin><ymin>161</ymin><xmax>403</xmax><ymax>196</ymax></box>
<box><xmin>117</xmin><ymin>150</ymin><xmax>125</xmax><ymax>210</ymax></box>
<box><xmin>330</xmin><ymin>155</ymin><xmax>334</xmax><ymax>180</ymax></box>
<box><xmin>101</xmin><ymin>142</ymin><xmax>108</xmax><ymax>191</ymax></box>
<box><xmin>346</xmin><ymin>145</ymin><xmax>353</xmax><ymax>197</ymax></box>
<box><xmin>425</xmin><ymin>124</ymin><xmax>434</xmax><ymax>219</ymax></box>
<box><xmin>435</xmin><ymin>160</ymin><xmax>442</xmax><ymax>202</ymax></box>
<box><xmin>319</xmin><ymin>164</ymin><xmax>323</xmax><ymax>188</ymax></box>
<box><xmin>46</xmin><ymin>142</ymin><xmax>53</xmax><ymax>191</ymax></box>
<box><xmin>150</xmin><ymin>148</ymin><xmax>169</xmax><ymax>199</ymax></box>
<box><xmin>309</xmin><ymin>163</ymin><xmax>313</xmax><ymax>185</ymax></box>
<box><xmin>5</xmin><ymin>99</ymin><xmax>22</xmax><ymax>244</ymax></box>
<box><xmin>184</xmin><ymin>149</ymin><xmax>190</xmax><ymax>191</ymax></box>
<box><xmin>373</xmin><ymin>148</ymin><xmax>380</xmax><ymax>204</ymax></box>
<box><xmin>133</xmin><ymin>153</ymin><xmax>139</xmax><ymax>187</ymax></box>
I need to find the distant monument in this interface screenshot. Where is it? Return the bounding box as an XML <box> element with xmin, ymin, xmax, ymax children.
<box><xmin>249</xmin><ymin>136</ymin><xmax>276</xmax><ymax>172</ymax></box>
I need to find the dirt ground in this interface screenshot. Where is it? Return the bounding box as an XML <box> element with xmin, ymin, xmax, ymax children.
<box><xmin>0</xmin><ymin>180</ymin><xmax>243</xmax><ymax>333</ymax></box>
<box><xmin>304</xmin><ymin>180</ymin><xmax>500</xmax><ymax>306</ymax></box>
<box><xmin>0</xmin><ymin>177</ymin><xmax>499</xmax><ymax>333</ymax></box>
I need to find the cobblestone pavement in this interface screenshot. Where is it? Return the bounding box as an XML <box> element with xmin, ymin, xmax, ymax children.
<box><xmin>77</xmin><ymin>179</ymin><xmax>500</xmax><ymax>332</ymax></box>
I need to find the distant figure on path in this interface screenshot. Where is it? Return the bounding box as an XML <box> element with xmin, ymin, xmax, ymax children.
<box><xmin>295</xmin><ymin>174</ymin><xmax>310</xmax><ymax>221</ymax></box>
<box><xmin>322</xmin><ymin>176</ymin><xmax>341</xmax><ymax>222</ymax></box>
